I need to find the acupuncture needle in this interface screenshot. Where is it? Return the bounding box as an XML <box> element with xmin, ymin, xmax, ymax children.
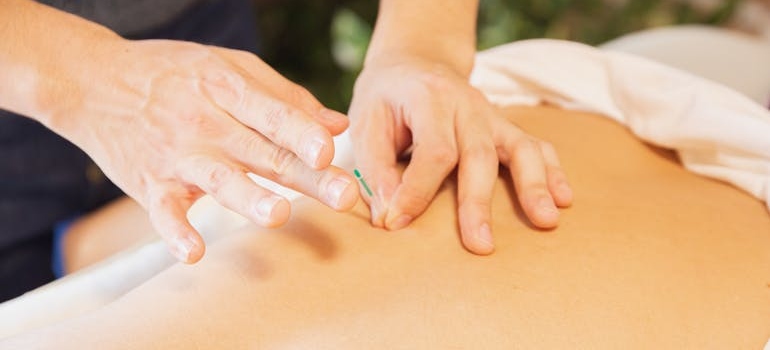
<box><xmin>353</xmin><ymin>169</ymin><xmax>373</xmax><ymax>197</ymax></box>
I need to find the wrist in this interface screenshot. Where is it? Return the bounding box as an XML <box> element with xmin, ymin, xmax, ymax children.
<box><xmin>37</xmin><ymin>33</ymin><xmax>123</xmax><ymax>136</ymax></box>
<box><xmin>35</xmin><ymin>26</ymin><xmax>122</xmax><ymax>138</ymax></box>
<box><xmin>0</xmin><ymin>1</ymin><xmax>121</xmax><ymax>134</ymax></box>
<box><xmin>363</xmin><ymin>45</ymin><xmax>476</xmax><ymax>78</ymax></box>
<box><xmin>365</xmin><ymin>0</ymin><xmax>478</xmax><ymax>77</ymax></box>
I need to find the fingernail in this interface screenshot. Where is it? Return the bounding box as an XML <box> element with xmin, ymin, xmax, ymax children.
<box><xmin>538</xmin><ymin>197</ymin><xmax>558</xmax><ymax>214</ymax></box>
<box><xmin>256</xmin><ymin>195</ymin><xmax>282</xmax><ymax>221</ymax></box>
<box><xmin>387</xmin><ymin>214</ymin><xmax>412</xmax><ymax>230</ymax></box>
<box><xmin>559</xmin><ymin>182</ymin><xmax>573</xmax><ymax>197</ymax></box>
<box><xmin>171</xmin><ymin>236</ymin><xmax>197</xmax><ymax>263</ymax></box>
<box><xmin>326</xmin><ymin>176</ymin><xmax>351</xmax><ymax>209</ymax></box>
<box><xmin>477</xmin><ymin>223</ymin><xmax>494</xmax><ymax>249</ymax></box>
<box><xmin>305</xmin><ymin>138</ymin><xmax>325</xmax><ymax>167</ymax></box>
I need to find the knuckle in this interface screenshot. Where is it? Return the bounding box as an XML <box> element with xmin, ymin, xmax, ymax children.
<box><xmin>512</xmin><ymin>137</ymin><xmax>539</xmax><ymax>154</ymax></box>
<box><xmin>548</xmin><ymin>168</ymin><xmax>567</xmax><ymax>183</ymax></box>
<box><xmin>426</xmin><ymin>145</ymin><xmax>459</xmax><ymax>166</ymax></box>
<box><xmin>204</xmin><ymin>164</ymin><xmax>236</xmax><ymax>194</ymax></box>
<box><xmin>260</xmin><ymin>101</ymin><xmax>290</xmax><ymax>140</ymax></box>
<box><xmin>538</xmin><ymin>140</ymin><xmax>555</xmax><ymax>153</ymax></box>
<box><xmin>462</xmin><ymin>142</ymin><xmax>496</xmax><ymax>162</ymax></box>
<box><xmin>287</xmin><ymin>85</ymin><xmax>320</xmax><ymax>107</ymax></box>
<box><xmin>238</xmin><ymin>133</ymin><xmax>266</xmax><ymax>156</ymax></box>
<box><xmin>525</xmin><ymin>181</ymin><xmax>551</xmax><ymax>195</ymax></box>
<box><xmin>419</xmin><ymin>71</ymin><xmax>452</xmax><ymax>91</ymax></box>
<box><xmin>268</xmin><ymin>146</ymin><xmax>298</xmax><ymax>177</ymax></box>
<box><xmin>146</xmin><ymin>189</ymin><xmax>170</xmax><ymax>214</ymax></box>
<box><xmin>152</xmin><ymin>191</ymin><xmax>176</xmax><ymax>209</ymax></box>
<box><xmin>202</xmin><ymin>68</ymin><xmax>246</xmax><ymax>103</ymax></box>
<box><xmin>228</xmin><ymin>131</ymin><xmax>269</xmax><ymax>162</ymax></box>
<box><xmin>459</xmin><ymin>196</ymin><xmax>491</xmax><ymax>214</ymax></box>
<box><xmin>147</xmin><ymin>194</ymin><xmax>186</xmax><ymax>234</ymax></box>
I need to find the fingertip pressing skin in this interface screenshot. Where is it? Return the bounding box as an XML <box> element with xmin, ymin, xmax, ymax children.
<box><xmin>354</xmin><ymin>168</ymin><xmax>397</xmax><ymax>228</ymax></box>
<box><xmin>551</xmin><ymin>175</ymin><xmax>574</xmax><ymax>208</ymax></box>
<box><xmin>526</xmin><ymin>195</ymin><xmax>560</xmax><ymax>229</ymax></box>
<box><xmin>458</xmin><ymin>199</ymin><xmax>496</xmax><ymax>255</ymax></box>
<box><xmin>385</xmin><ymin>211</ymin><xmax>413</xmax><ymax>231</ymax></box>
<box><xmin>383</xmin><ymin>152</ymin><xmax>456</xmax><ymax>231</ymax></box>
<box><xmin>146</xmin><ymin>189</ymin><xmax>206</xmax><ymax>264</ymax></box>
<box><xmin>461</xmin><ymin>222</ymin><xmax>495</xmax><ymax>255</ymax></box>
<box><xmin>540</xmin><ymin>141</ymin><xmax>574</xmax><ymax>208</ymax></box>
<box><xmin>369</xmin><ymin>187</ymin><xmax>391</xmax><ymax>228</ymax></box>
<box><xmin>354</xmin><ymin>161</ymin><xmax>401</xmax><ymax>229</ymax></box>
<box><xmin>160</xmin><ymin>221</ymin><xmax>206</xmax><ymax>264</ymax></box>
<box><xmin>346</xmin><ymin>118</ymin><xmax>401</xmax><ymax>227</ymax></box>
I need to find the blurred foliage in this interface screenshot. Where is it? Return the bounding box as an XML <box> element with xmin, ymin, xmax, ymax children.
<box><xmin>253</xmin><ymin>0</ymin><xmax>739</xmax><ymax>111</ymax></box>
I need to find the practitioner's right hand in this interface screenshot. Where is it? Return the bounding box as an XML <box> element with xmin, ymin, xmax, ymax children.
<box><xmin>42</xmin><ymin>37</ymin><xmax>359</xmax><ymax>263</ymax></box>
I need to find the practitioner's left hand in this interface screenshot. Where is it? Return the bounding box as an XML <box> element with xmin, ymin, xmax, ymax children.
<box><xmin>349</xmin><ymin>56</ymin><xmax>573</xmax><ymax>254</ymax></box>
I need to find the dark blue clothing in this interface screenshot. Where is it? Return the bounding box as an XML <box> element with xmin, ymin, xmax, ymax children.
<box><xmin>0</xmin><ymin>0</ymin><xmax>260</xmax><ymax>301</ymax></box>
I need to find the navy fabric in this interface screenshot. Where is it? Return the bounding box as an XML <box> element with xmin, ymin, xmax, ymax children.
<box><xmin>0</xmin><ymin>0</ymin><xmax>260</xmax><ymax>301</ymax></box>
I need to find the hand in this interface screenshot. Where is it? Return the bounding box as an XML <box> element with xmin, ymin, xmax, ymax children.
<box><xmin>348</xmin><ymin>57</ymin><xmax>573</xmax><ymax>254</ymax></box>
<box><xmin>49</xmin><ymin>38</ymin><xmax>359</xmax><ymax>263</ymax></box>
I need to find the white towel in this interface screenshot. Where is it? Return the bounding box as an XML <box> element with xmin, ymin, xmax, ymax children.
<box><xmin>470</xmin><ymin>39</ymin><xmax>770</xmax><ymax>212</ymax></box>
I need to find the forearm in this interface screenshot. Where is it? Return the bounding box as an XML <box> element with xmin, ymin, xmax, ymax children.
<box><xmin>0</xmin><ymin>0</ymin><xmax>119</xmax><ymax>127</ymax></box>
<box><xmin>367</xmin><ymin>0</ymin><xmax>479</xmax><ymax>76</ymax></box>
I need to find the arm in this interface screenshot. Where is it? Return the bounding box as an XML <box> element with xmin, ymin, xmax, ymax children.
<box><xmin>0</xmin><ymin>0</ymin><xmax>359</xmax><ymax>263</ymax></box>
<box><xmin>365</xmin><ymin>0</ymin><xmax>479</xmax><ymax>76</ymax></box>
<box><xmin>349</xmin><ymin>1</ymin><xmax>573</xmax><ymax>254</ymax></box>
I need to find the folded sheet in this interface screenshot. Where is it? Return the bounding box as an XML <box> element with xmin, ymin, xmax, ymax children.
<box><xmin>470</xmin><ymin>39</ymin><xmax>770</xmax><ymax>212</ymax></box>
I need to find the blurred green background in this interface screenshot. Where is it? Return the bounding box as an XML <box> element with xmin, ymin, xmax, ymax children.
<box><xmin>252</xmin><ymin>0</ymin><xmax>740</xmax><ymax>111</ymax></box>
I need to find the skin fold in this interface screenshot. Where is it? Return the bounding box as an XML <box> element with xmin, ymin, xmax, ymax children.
<box><xmin>3</xmin><ymin>106</ymin><xmax>768</xmax><ymax>348</ymax></box>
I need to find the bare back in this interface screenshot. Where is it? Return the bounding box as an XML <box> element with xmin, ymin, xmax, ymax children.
<box><xmin>3</xmin><ymin>106</ymin><xmax>769</xmax><ymax>349</ymax></box>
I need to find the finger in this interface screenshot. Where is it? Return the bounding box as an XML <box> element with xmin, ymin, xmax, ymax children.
<box><xmin>311</xmin><ymin>107</ymin><xmax>349</xmax><ymax>137</ymax></box>
<box><xmin>538</xmin><ymin>140</ymin><xmax>574</xmax><ymax>207</ymax></box>
<box><xmin>272</xmin><ymin>84</ymin><xmax>348</xmax><ymax>136</ymax></box>
<box><xmin>227</xmin><ymin>130</ymin><xmax>359</xmax><ymax>211</ymax></box>
<box><xmin>383</xmin><ymin>103</ymin><xmax>458</xmax><ymax>231</ymax></box>
<box><xmin>176</xmin><ymin>155</ymin><xmax>292</xmax><ymax>228</ymax></box>
<box><xmin>456</xmin><ymin>117</ymin><xmax>498</xmax><ymax>255</ymax></box>
<box><xmin>348</xmin><ymin>101</ymin><xmax>402</xmax><ymax>227</ymax></box>
<box><xmin>217</xmin><ymin>49</ymin><xmax>349</xmax><ymax>135</ymax></box>
<box><xmin>200</xmin><ymin>70</ymin><xmax>335</xmax><ymax>170</ymax></box>
<box><xmin>146</xmin><ymin>185</ymin><xmax>205</xmax><ymax>264</ymax></box>
<box><xmin>505</xmin><ymin>136</ymin><xmax>560</xmax><ymax>228</ymax></box>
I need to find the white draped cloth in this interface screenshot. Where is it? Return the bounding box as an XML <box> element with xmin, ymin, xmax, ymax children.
<box><xmin>471</xmin><ymin>38</ymin><xmax>770</xmax><ymax>213</ymax></box>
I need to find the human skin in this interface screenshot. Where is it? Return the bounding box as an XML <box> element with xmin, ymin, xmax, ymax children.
<box><xmin>3</xmin><ymin>106</ymin><xmax>768</xmax><ymax>348</ymax></box>
<box><xmin>350</xmin><ymin>0</ymin><xmax>573</xmax><ymax>254</ymax></box>
<box><xmin>0</xmin><ymin>0</ymin><xmax>569</xmax><ymax>263</ymax></box>
<box><xmin>0</xmin><ymin>0</ymin><xmax>359</xmax><ymax>264</ymax></box>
